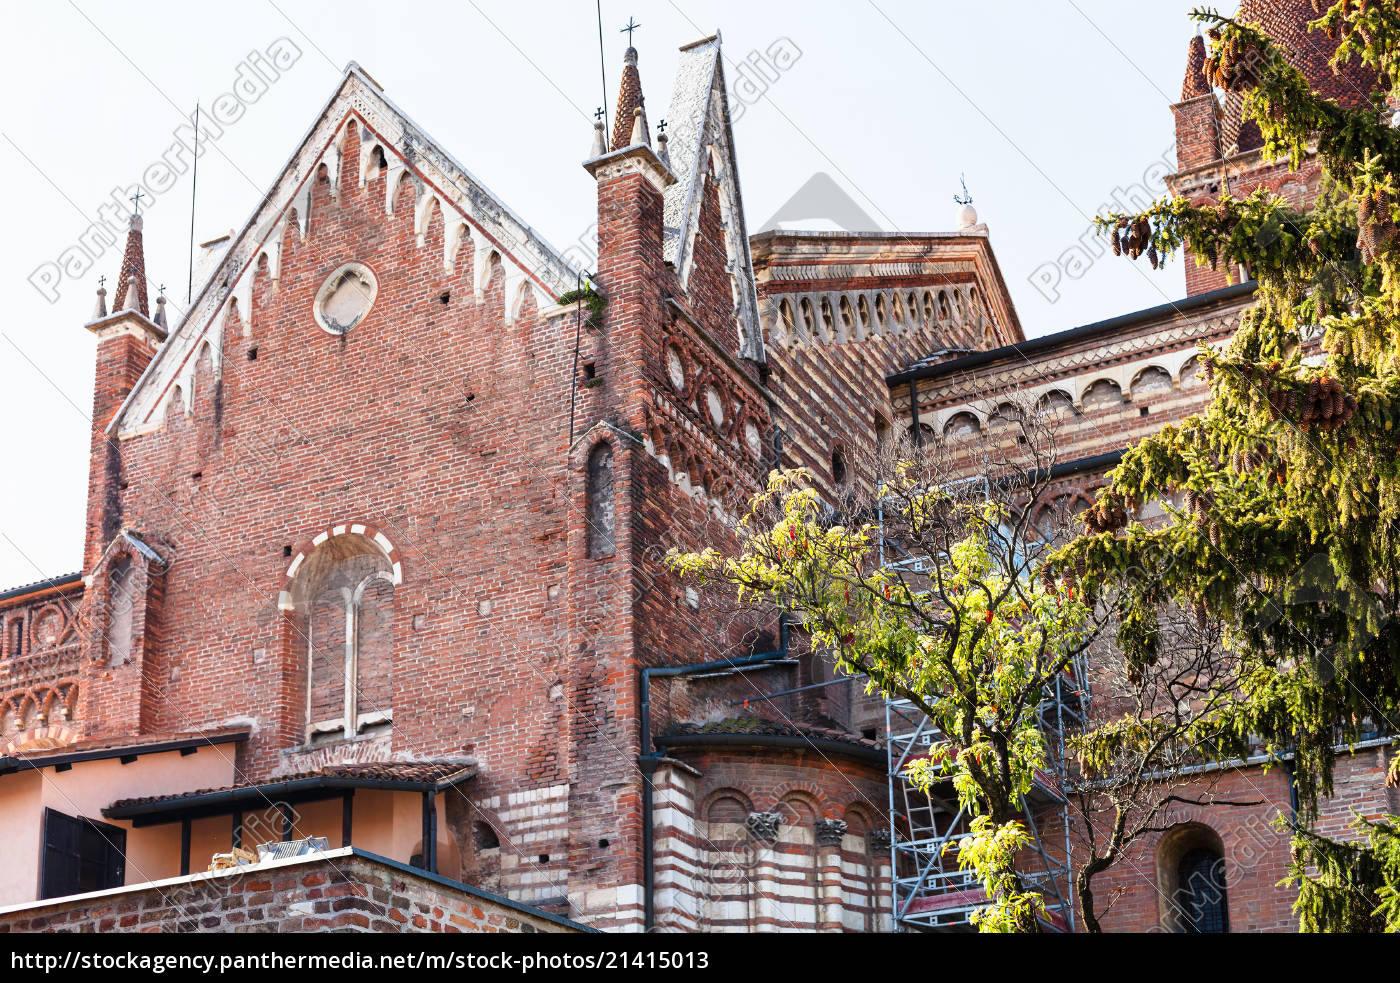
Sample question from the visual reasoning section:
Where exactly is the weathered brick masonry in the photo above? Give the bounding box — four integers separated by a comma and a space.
0, 849, 587, 933
2, 6, 1396, 934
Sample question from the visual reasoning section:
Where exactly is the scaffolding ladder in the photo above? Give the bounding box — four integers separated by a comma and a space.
885, 667, 1083, 932
874, 483, 1086, 931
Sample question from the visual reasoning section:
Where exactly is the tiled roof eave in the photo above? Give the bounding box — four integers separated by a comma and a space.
103, 761, 477, 824
0, 727, 250, 776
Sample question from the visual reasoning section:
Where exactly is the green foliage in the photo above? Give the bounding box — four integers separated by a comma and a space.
556, 282, 606, 329
1288, 815, 1400, 932
668, 466, 1092, 931
956, 817, 1046, 933
1058, 2, 1400, 931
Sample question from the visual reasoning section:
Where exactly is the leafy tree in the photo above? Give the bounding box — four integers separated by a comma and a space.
1068, 609, 1258, 932
668, 446, 1092, 932
670, 399, 1262, 932
1055, 1, 1400, 931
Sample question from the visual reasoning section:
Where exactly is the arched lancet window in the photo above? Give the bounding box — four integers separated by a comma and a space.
292, 534, 395, 743
106, 557, 136, 668
778, 299, 795, 345
366, 144, 388, 182
587, 443, 616, 559
799, 298, 817, 343
831, 446, 849, 489
1158, 824, 1230, 933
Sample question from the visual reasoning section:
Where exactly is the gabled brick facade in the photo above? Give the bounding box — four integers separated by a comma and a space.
3, 5, 1394, 934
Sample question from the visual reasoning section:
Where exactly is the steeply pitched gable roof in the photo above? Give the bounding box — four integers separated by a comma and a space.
661, 35, 763, 362
111, 63, 582, 437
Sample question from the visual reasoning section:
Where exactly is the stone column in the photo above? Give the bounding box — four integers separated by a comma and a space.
869, 828, 894, 931
745, 811, 782, 931
815, 819, 847, 932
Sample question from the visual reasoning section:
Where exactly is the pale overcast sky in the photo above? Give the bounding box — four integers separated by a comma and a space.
0, 0, 1223, 587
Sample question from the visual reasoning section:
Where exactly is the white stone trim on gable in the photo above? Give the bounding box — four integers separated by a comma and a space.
663, 35, 764, 363
110, 64, 579, 439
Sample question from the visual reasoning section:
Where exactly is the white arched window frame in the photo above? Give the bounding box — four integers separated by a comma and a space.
287, 531, 399, 744
307, 565, 396, 741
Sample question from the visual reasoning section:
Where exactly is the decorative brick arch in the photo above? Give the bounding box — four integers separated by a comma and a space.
1156, 821, 1230, 933
278, 520, 404, 612
1, 679, 80, 751
699, 787, 754, 824
775, 788, 823, 827
2, 724, 80, 756
764, 781, 827, 817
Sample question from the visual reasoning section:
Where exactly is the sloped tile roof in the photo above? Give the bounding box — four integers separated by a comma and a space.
664, 715, 882, 752
107, 759, 476, 810
0, 726, 249, 771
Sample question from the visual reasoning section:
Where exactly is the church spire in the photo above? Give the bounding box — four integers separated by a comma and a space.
1182, 34, 1210, 100
610, 45, 645, 152
113, 211, 150, 320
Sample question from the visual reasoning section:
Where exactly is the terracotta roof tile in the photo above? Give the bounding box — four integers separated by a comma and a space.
663, 716, 883, 753
3, 726, 249, 763
610, 47, 644, 152
107, 759, 476, 810
1222, 0, 1379, 154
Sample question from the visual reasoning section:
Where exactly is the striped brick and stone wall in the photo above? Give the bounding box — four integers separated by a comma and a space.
0, 848, 587, 934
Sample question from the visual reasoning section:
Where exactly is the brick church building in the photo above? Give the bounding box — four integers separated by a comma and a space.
0, 2, 1395, 933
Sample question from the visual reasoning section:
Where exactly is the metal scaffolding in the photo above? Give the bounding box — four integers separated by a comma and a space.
884, 670, 1084, 931
877, 491, 1087, 932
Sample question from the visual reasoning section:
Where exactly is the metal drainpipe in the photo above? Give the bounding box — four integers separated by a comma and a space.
639, 615, 789, 931
908, 380, 920, 446
1282, 758, 1300, 824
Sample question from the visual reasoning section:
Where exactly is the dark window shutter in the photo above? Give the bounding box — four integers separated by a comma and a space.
40, 808, 126, 900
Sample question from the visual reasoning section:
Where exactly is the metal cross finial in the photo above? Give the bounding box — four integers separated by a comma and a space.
953, 174, 974, 206
130, 189, 145, 216
658, 119, 667, 133
158, 283, 167, 297
98, 275, 106, 289
594, 106, 605, 122
621, 16, 640, 45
